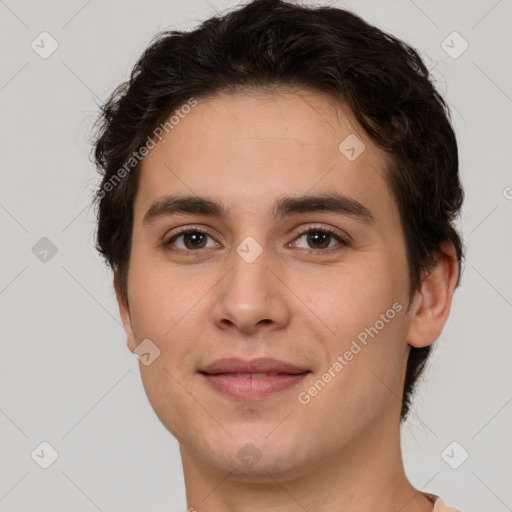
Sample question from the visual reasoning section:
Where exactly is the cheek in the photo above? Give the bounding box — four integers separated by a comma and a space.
127, 245, 199, 340
309, 254, 406, 340
126, 259, 202, 436
296, 300, 408, 446
304, 250, 410, 399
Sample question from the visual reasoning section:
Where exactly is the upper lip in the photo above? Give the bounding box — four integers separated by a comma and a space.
200, 357, 310, 375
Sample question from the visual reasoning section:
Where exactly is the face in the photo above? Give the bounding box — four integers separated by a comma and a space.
117, 88, 418, 481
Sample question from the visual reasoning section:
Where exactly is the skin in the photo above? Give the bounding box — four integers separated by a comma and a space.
115, 88, 459, 512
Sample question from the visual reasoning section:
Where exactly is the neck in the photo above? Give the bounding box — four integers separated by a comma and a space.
180, 413, 433, 512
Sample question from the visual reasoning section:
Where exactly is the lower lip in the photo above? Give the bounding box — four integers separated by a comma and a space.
201, 373, 310, 400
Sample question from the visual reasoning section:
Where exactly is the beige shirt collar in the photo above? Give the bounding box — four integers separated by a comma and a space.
423, 492, 462, 511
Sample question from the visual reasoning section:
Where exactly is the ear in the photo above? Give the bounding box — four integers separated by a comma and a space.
113, 272, 137, 353
406, 242, 459, 348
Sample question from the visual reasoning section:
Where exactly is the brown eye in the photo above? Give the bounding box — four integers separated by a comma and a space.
163, 229, 217, 252
180, 231, 208, 250
292, 227, 349, 252
306, 231, 332, 249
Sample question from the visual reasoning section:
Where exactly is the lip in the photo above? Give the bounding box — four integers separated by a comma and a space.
199, 357, 311, 400
200, 357, 310, 375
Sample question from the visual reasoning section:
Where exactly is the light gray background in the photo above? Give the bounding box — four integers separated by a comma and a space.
0, 0, 511, 511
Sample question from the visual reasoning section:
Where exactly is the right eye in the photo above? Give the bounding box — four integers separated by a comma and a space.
163, 227, 219, 253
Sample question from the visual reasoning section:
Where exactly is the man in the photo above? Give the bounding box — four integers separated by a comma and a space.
92, 0, 464, 510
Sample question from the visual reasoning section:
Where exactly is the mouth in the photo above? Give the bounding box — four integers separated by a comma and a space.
199, 357, 312, 400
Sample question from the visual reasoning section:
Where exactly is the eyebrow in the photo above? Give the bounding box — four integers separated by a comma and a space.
143, 192, 375, 226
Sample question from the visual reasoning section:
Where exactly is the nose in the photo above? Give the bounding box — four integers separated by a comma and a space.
210, 244, 292, 336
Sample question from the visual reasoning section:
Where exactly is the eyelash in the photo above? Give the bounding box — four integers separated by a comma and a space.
162, 224, 351, 256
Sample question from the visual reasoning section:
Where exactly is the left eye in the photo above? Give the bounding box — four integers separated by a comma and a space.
292, 228, 348, 251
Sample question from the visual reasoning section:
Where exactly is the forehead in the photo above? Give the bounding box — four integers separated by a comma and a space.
134, 88, 395, 224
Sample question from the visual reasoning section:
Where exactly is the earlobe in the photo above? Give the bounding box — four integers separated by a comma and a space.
406, 242, 459, 348
113, 273, 137, 353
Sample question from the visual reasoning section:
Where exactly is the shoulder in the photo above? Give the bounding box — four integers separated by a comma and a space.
425, 493, 463, 512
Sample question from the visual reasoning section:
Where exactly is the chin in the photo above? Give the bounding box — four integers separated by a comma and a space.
191, 430, 314, 482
